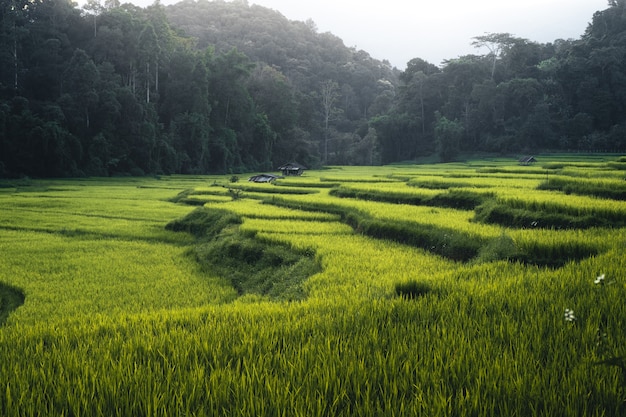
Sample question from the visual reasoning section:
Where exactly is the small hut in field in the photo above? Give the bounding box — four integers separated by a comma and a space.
277, 162, 306, 176
518, 156, 537, 166
248, 173, 281, 183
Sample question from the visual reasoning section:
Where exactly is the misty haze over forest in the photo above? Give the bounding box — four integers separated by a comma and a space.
1, 0, 626, 178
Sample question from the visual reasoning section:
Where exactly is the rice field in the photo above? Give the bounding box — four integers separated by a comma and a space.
0, 155, 625, 416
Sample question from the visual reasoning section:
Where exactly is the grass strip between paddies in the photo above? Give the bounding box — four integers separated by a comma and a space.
166, 207, 320, 301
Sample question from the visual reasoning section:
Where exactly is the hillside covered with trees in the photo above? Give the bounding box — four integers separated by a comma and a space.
1, 0, 625, 177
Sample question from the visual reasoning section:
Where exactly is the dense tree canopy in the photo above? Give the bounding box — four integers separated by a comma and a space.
0, 0, 624, 177
382, 1, 626, 162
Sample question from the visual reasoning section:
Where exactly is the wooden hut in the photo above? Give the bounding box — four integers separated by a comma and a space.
248, 173, 281, 183
277, 162, 306, 176
518, 156, 537, 166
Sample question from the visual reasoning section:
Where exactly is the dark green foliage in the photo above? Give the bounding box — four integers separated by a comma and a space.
515, 240, 599, 268
0, 0, 398, 178
0, 283, 25, 325
4, 0, 626, 177
408, 180, 481, 189
229, 185, 318, 195
427, 190, 490, 210
170, 186, 318, 207
166, 207, 319, 301
168, 189, 209, 206
435, 115, 463, 162
274, 181, 338, 189
473, 199, 617, 229
357, 217, 483, 262
330, 186, 489, 210
538, 177, 626, 200
165, 207, 242, 238
227, 188, 243, 200
267, 194, 603, 266
476, 167, 547, 175
394, 281, 432, 299
263, 196, 349, 218
377, 2, 626, 162
542, 163, 568, 170
475, 232, 523, 263
193, 233, 319, 301
329, 186, 431, 206
266, 197, 483, 262
606, 162, 626, 171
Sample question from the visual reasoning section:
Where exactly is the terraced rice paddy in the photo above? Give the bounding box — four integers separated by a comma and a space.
0, 155, 625, 416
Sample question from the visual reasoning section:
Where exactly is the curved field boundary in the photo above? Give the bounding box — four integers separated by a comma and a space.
0, 283, 25, 325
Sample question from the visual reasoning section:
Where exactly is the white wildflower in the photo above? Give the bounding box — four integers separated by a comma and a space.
564, 308, 576, 322
594, 274, 605, 285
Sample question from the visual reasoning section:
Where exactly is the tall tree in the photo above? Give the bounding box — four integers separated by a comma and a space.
62, 49, 99, 131
320, 79, 339, 164
471, 32, 517, 80
0, 0, 30, 95
83, 0, 103, 38
138, 22, 159, 103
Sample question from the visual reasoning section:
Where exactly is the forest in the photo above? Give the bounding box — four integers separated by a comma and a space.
1, 0, 626, 177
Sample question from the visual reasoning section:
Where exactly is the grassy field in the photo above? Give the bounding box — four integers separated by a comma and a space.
0, 155, 625, 416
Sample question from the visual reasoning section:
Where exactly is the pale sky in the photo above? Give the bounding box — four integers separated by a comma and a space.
78, 0, 610, 68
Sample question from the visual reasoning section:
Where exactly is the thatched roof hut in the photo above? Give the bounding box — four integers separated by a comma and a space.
277, 162, 306, 176
518, 156, 537, 166
248, 173, 281, 183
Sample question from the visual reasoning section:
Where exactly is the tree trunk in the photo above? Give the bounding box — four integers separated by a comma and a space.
12, 20, 18, 92
320, 80, 338, 164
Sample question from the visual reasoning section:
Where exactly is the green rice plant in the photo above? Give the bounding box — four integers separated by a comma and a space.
538, 176, 626, 200
319, 176, 400, 183
181, 194, 234, 204
427, 189, 492, 209
409, 174, 545, 193
476, 166, 549, 175
0, 229, 237, 325
474, 189, 626, 229
607, 161, 626, 170
474, 231, 524, 263
165, 207, 324, 301
230, 183, 319, 195
165, 207, 242, 238
354, 214, 484, 262
407, 178, 482, 189
211, 199, 341, 222
473, 198, 615, 229
558, 166, 626, 179
0, 200, 196, 245
507, 227, 617, 268
240, 218, 353, 235
170, 184, 317, 207
331, 183, 489, 210
2, 255, 623, 416
590, 268, 626, 383
330, 184, 436, 205
263, 189, 500, 238
274, 178, 339, 188
1, 161, 626, 416
263, 195, 489, 261
196, 235, 319, 301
